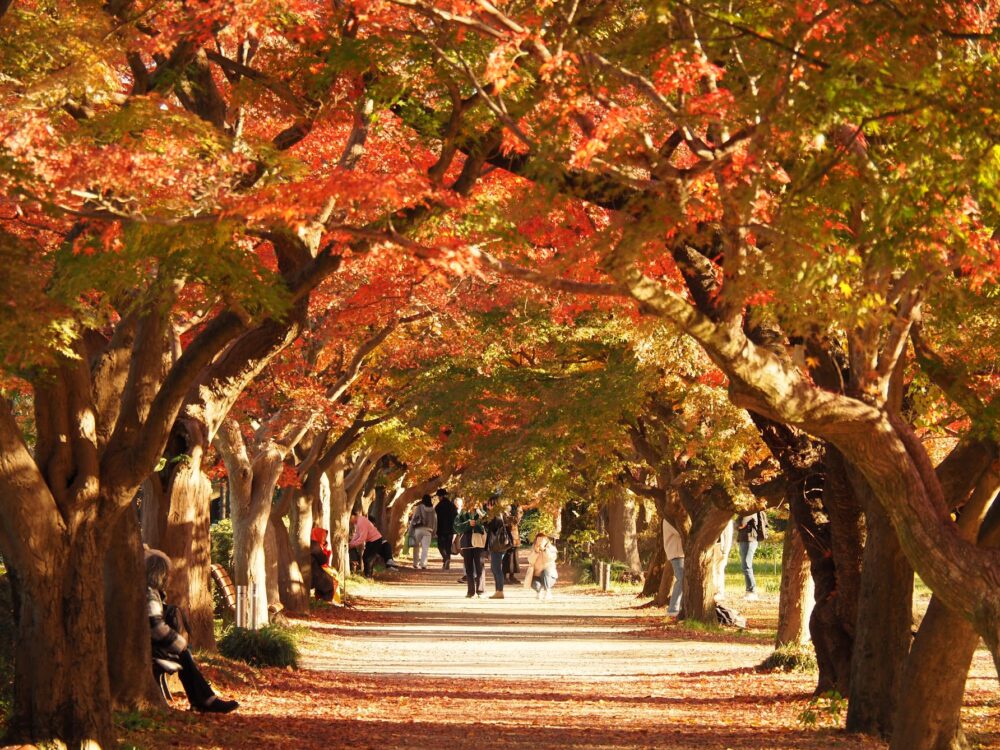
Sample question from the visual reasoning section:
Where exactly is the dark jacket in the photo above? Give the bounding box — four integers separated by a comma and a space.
435, 497, 458, 536
486, 512, 512, 553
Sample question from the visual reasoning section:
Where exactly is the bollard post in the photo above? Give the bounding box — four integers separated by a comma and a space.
235, 585, 246, 629
249, 582, 259, 630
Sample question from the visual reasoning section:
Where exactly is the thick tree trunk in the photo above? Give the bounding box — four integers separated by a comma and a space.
846, 497, 914, 737
160, 443, 216, 649
264, 519, 282, 617
273, 490, 308, 613
139, 474, 170, 548
775, 513, 813, 646
290, 480, 315, 595
607, 487, 642, 574
891, 597, 978, 750
11, 532, 114, 749
641, 542, 666, 598
328, 461, 351, 574
105, 509, 162, 710
231, 505, 270, 628
681, 507, 732, 623
656, 557, 673, 606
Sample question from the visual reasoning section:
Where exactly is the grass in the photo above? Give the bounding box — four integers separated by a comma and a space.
760, 642, 819, 673
218, 623, 302, 669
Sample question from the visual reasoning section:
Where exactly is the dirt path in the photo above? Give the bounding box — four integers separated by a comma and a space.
123, 551, 998, 750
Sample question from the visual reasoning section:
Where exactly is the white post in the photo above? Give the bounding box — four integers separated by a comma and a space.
235, 585, 246, 628
249, 582, 259, 630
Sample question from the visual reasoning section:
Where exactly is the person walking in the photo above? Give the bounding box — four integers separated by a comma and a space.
349, 510, 400, 577
485, 494, 512, 599
526, 533, 558, 600
737, 510, 768, 601
434, 488, 458, 570
662, 517, 685, 617
454, 500, 487, 598
408, 494, 437, 569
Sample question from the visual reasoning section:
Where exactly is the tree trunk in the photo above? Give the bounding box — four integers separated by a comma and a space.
328, 460, 351, 574
10, 531, 115, 749
290, 480, 315, 593
273, 490, 308, 613
775, 513, 813, 646
607, 486, 642, 573
264, 519, 282, 617
314, 470, 331, 537
231, 504, 270, 628
656, 557, 673, 607
846, 496, 914, 737
160, 441, 216, 649
681, 507, 732, 623
105, 508, 162, 710
140, 474, 170, 548
890, 597, 978, 750
642, 542, 666, 598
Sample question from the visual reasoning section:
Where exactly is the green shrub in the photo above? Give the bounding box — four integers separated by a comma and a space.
218, 624, 300, 669
210, 519, 234, 571
519, 509, 555, 545
760, 642, 819, 673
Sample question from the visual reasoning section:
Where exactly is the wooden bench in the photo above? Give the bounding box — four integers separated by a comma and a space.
210, 563, 237, 617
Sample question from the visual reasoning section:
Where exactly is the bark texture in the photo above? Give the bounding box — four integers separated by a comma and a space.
607, 486, 643, 574
775, 513, 812, 646
105, 510, 162, 710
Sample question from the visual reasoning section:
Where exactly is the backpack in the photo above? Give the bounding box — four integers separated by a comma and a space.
716, 604, 747, 629
413, 506, 432, 529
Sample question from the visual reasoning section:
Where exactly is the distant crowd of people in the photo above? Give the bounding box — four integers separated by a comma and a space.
309, 488, 771, 614
309, 488, 558, 602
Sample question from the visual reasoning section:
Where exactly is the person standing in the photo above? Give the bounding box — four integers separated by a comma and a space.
408, 494, 437, 569
527, 533, 558, 600
503, 503, 524, 584
434, 488, 458, 570
737, 510, 767, 601
485, 494, 512, 599
454, 500, 487, 598
662, 518, 685, 617
349, 510, 399, 577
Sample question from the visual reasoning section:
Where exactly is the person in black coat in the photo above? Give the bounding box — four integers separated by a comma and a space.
145, 550, 238, 713
434, 488, 458, 569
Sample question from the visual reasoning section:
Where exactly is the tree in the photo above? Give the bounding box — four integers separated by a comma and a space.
367, 1, 1000, 744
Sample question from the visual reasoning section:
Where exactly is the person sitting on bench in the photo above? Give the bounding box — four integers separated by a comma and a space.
145, 550, 239, 713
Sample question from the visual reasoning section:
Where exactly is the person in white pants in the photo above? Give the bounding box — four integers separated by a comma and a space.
408, 495, 437, 569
